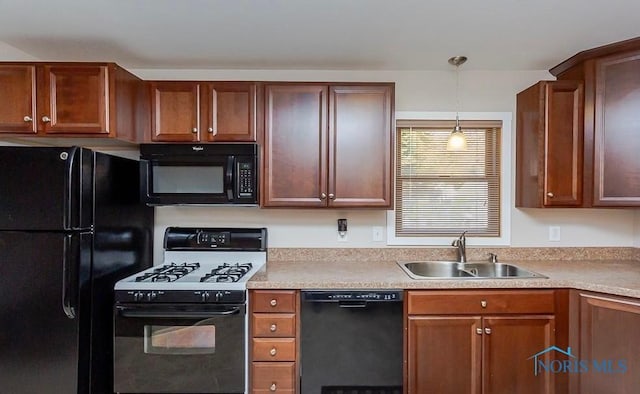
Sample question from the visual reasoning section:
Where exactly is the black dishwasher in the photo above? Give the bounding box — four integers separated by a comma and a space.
300, 290, 403, 394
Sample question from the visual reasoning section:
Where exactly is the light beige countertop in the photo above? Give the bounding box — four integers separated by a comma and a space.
248, 259, 640, 299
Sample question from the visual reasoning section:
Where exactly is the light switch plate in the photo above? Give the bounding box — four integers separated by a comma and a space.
549, 226, 561, 242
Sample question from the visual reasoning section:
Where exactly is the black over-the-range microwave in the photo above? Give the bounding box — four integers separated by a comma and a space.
139, 143, 258, 205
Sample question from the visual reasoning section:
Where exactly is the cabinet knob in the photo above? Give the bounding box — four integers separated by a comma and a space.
208, 127, 214, 133
269, 347, 277, 356
484, 327, 492, 335
270, 383, 277, 392
23, 115, 33, 123
320, 193, 327, 200
269, 299, 277, 307
480, 300, 487, 308
270, 324, 277, 332
547, 192, 554, 198
41, 116, 51, 123
191, 127, 198, 133
328, 193, 335, 200
476, 328, 483, 335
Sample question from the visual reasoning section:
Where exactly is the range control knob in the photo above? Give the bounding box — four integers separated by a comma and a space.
201, 292, 210, 302
215, 291, 224, 302
147, 291, 157, 301
133, 291, 144, 301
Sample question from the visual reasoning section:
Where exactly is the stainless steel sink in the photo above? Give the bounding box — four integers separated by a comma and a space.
397, 261, 546, 279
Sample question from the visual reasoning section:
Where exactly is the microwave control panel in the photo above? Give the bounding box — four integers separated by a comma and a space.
237, 161, 254, 197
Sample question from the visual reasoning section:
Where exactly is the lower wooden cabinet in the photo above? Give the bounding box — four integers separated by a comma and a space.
250, 290, 299, 394
577, 292, 640, 393
406, 290, 566, 394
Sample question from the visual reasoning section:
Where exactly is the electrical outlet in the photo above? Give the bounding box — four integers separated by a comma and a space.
337, 233, 349, 242
549, 226, 561, 242
372, 226, 384, 242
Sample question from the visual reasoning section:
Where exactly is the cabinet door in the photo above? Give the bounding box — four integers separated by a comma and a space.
579, 293, 640, 393
328, 85, 393, 207
39, 65, 109, 134
516, 81, 583, 207
482, 316, 555, 394
407, 316, 482, 394
150, 82, 200, 141
203, 82, 256, 142
263, 84, 328, 207
593, 51, 640, 206
543, 81, 584, 206
0, 65, 37, 133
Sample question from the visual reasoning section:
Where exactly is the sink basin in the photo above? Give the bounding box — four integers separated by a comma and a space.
397, 261, 546, 279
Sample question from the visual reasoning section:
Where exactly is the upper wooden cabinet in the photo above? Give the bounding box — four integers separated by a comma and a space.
149, 81, 257, 142
0, 63, 144, 141
263, 83, 394, 208
522, 37, 640, 207
516, 80, 584, 207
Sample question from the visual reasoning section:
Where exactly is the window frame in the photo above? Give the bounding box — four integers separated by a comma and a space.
387, 111, 512, 246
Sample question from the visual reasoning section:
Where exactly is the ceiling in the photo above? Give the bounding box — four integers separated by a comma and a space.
1, 0, 639, 71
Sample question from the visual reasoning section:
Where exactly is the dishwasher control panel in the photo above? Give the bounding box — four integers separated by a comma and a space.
302, 290, 403, 302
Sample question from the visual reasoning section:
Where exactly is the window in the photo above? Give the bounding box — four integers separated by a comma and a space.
388, 112, 511, 246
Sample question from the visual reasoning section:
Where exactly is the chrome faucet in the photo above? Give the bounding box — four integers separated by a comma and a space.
451, 231, 467, 263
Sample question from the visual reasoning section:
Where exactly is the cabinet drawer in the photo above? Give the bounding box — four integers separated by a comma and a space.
407, 290, 556, 315
252, 313, 296, 337
252, 290, 297, 313
252, 338, 296, 361
252, 362, 296, 392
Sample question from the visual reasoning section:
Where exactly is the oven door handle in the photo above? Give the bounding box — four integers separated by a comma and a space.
116, 305, 243, 319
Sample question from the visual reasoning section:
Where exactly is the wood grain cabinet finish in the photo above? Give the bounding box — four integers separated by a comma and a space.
406, 290, 563, 394
578, 292, 640, 393
516, 80, 584, 207
150, 81, 257, 142
592, 50, 640, 206
0, 63, 142, 140
548, 38, 640, 207
263, 83, 394, 208
249, 290, 299, 394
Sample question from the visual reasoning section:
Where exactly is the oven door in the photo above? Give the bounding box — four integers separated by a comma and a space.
114, 303, 246, 394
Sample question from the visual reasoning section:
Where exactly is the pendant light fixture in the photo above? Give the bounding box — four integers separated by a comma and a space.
447, 55, 468, 151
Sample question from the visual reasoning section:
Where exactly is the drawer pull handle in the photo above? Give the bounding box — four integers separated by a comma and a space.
270, 299, 277, 307
480, 300, 487, 308
485, 327, 492, 335
476, 327, 483, 335
270, 383, 277, 391
547, 192, 555, 198
24, 115, 33, 122
269, 347, 277, 356
270, 324, 277, 332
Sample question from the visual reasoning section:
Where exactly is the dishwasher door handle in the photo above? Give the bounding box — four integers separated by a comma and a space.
338, 301, 368, 308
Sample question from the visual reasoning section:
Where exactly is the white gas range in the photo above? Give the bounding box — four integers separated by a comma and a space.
113, 227, 267, 394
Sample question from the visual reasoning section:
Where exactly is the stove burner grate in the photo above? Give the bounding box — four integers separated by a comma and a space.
134, 262, 200, 282
199, 263, 253, 283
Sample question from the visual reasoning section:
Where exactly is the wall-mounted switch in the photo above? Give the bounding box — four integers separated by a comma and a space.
549, 226, 561, 242
372, 226, 384, 242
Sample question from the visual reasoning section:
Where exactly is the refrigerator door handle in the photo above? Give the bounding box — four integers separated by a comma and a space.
62, 234, 78, 319
63, 147, 79, 230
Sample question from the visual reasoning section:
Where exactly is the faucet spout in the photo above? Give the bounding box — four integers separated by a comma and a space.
451, 231, 467, 263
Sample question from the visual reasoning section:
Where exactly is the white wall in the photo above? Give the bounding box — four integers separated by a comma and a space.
128, 68, 640, 256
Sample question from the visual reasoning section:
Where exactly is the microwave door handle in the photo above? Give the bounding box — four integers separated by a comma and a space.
225, 155, 235, 200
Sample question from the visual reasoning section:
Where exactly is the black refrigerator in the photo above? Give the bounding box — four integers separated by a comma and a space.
0, 146, 154, 394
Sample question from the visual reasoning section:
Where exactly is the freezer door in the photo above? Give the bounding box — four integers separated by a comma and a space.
0, 231, 92, 394
0, 146, 93, 230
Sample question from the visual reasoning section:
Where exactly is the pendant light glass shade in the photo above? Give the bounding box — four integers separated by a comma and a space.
447, 56, 468, 151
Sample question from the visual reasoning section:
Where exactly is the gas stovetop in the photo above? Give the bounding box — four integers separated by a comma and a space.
114, 227, 267, 301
